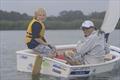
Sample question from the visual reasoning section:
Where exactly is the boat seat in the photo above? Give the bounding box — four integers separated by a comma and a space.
23, 49, 41, 55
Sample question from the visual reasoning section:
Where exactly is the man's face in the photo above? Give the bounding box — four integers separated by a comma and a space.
82, 27, 94, 37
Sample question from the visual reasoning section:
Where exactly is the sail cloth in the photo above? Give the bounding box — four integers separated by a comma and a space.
101, 0, 120, 33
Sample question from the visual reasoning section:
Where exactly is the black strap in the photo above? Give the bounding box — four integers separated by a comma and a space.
105, 33, 109, 42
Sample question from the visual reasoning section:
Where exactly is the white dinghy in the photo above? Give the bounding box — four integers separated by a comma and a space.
16, 44, 120, 77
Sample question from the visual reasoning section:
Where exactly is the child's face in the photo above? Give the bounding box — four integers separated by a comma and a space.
36, 13, 46, 21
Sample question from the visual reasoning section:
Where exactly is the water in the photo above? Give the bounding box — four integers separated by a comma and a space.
0, 30, 120, 80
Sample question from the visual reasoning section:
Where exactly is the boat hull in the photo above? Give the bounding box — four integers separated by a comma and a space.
16, 44, 120, 77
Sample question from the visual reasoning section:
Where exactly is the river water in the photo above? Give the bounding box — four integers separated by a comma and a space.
0, 30, 120, 80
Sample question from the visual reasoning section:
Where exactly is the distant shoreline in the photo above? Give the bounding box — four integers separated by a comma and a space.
0, 10, 120, 30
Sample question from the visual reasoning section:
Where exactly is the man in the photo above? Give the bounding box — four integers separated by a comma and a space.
65, 20, 110, 65
25, 8, 56, 58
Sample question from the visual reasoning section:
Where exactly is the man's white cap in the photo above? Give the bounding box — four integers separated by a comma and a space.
81, 20, 94, 28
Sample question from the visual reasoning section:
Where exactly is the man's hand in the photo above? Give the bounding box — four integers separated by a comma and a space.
64, 50, 75, 58
104, 53, 113, 61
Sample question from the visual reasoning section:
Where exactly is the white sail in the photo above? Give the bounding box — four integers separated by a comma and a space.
101, 0, 120, 33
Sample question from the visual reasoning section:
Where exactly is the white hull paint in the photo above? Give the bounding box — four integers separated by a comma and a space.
16, 44, 120, 77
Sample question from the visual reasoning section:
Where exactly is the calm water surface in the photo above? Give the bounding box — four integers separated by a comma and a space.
0, 30, 120, 80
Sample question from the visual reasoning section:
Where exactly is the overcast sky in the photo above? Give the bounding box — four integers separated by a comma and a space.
1, 0, 110, 16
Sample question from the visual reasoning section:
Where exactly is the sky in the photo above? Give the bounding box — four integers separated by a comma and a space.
0, 0, 110, 16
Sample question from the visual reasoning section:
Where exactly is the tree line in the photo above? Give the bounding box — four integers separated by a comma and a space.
0, 10, 119, 30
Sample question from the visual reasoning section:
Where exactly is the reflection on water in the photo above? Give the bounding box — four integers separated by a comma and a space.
31, 70, 117, 80
32, 74, 60, 80
32, 74, 40, 80
31, 68, 120, 80
0, 30, 120, 80
31, 74, 89, 80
